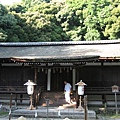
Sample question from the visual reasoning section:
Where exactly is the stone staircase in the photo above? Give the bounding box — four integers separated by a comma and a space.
39, 91, 76, 107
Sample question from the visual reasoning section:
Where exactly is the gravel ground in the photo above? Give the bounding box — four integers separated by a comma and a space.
0, 115, 120, 120
1, 115, 119, 120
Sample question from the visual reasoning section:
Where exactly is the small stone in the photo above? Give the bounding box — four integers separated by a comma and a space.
64, 118, 70, 120
16, 116, 26, 120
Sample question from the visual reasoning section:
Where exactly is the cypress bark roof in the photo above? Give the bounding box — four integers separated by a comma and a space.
0, 40, 120, 63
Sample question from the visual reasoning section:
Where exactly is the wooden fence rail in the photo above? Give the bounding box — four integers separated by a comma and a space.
0, 86, 44, 107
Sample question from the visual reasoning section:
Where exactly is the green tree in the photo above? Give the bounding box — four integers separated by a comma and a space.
83, 0, 111, 40
56, 1, 85, 41
103, 0, 120, 39
20, 2, 69, 41
0, 0, 119, 42
9, 4, 26, 13
0, 31, 7, 42
0, 4, 8, 16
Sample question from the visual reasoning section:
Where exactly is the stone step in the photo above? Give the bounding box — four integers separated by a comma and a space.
39, 91, 75, 107
11, 107, 96, 119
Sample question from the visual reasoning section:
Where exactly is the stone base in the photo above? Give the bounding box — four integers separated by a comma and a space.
11, 107, 96, 119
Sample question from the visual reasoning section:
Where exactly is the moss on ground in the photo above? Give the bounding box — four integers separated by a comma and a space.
0, 111, 8, 116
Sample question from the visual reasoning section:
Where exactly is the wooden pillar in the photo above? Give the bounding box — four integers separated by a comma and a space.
21, 63, 24, 85
101, 61, 104, 86
34, 68, 37, 107
76, 67, 79, 82
34, 68, 37, 84
20, 63, 24, 104
84, 95, 88, 120
72, 68, 76, 91
47, 69, 51, 91
0, 63, 2, 85
75, 67, 80, 108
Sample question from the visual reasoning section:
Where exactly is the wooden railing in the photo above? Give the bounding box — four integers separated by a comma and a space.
0, 86, 44, 107
85, 87, 119, 95
0, 86, 44, 93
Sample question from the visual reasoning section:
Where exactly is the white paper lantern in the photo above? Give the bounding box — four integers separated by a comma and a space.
78, 86, 84, 95
27, 85, 34, 95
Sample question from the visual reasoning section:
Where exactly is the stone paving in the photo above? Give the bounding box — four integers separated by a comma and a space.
0, 103, 96, 120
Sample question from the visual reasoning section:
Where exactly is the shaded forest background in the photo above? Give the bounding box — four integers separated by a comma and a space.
0, 0, 120, 42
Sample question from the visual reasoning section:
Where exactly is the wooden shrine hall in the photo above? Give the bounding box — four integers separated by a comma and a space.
0, 40, 120, 107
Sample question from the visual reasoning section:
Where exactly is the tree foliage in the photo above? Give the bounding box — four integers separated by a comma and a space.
0, 0, 119, 42
103, 0, 120, 39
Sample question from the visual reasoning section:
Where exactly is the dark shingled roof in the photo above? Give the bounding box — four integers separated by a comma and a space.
0, 40, 120, 63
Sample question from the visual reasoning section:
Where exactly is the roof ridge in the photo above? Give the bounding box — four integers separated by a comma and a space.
0, 40, 120, 46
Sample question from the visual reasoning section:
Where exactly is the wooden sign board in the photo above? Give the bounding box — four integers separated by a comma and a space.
112, 85, 119, 92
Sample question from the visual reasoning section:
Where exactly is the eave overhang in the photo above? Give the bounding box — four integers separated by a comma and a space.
9, 55, 100, 63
